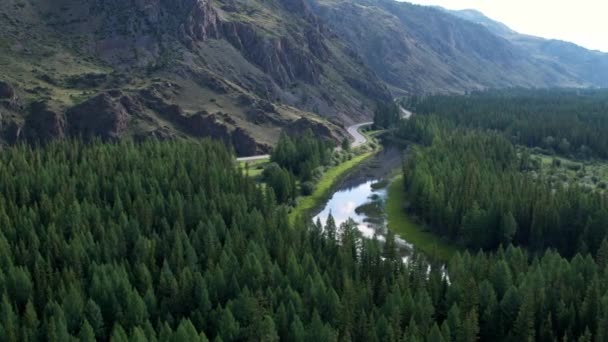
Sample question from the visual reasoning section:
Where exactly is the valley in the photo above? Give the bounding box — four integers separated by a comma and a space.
2, 0, 608, 153
2, 0, 608, 341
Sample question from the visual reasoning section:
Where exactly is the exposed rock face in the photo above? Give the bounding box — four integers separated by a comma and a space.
232, 127, 271, 156
346, 76, 392, 103
246, 100, 286, 125
285, 117, 344, 143
0, 81, 15, 100
7, 0, 608, 152
280, 0, 314, 19
66, 93, 130, 140
189, 70, 231, 94
177, 0, 222, 45
185, 113, 231, 140
0, 0, 399, 149
306, 28, 330, 61
65, 73, 108, 88
222, 22, 321, 86
136, 89, 269, 155
134, 127, 176, 141
137, 89, 186, 123
4, 122, 22, 145
23, 102, 65, 143
184, 114, 269, 155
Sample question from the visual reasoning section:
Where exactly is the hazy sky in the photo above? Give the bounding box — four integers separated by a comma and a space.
406, 0, 608, 52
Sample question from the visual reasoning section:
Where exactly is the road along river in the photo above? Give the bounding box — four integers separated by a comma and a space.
237, 121, 373, 161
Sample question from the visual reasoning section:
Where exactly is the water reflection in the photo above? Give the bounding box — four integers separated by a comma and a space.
313, 178, 413, 257
314, 180, 383, 238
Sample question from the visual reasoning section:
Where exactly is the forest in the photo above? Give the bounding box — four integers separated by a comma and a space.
2, 89, 608, 341
404, 89, 608, 158
0, 139, 607, 341
373, 102, 401, 130
264, 131, 334, 203
402, 127, 608, 255
392, 90, 608, 340
399, 90, 608, 254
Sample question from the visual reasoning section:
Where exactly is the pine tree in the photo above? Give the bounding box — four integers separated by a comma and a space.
596, 238, 608, 271
63, 285, 84, 334
217, 307, 239, 341
289, 315, 306, 342
458, 309, 479, 342
0, 294, 18, 342
428, 323, 446, 342
130, 327, 148, 342
173, 319, 202, 342
511, 294, 535, 342
79, 320, 96, 342
83, 299, 105, 339
22, 300, 39, 342
499, 212, 517, 246
110, 324, 129, 342
325, 213, 337, 246
258, 315, 279, 342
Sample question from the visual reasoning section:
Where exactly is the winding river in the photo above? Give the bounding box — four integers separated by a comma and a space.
313, 146, 415, 258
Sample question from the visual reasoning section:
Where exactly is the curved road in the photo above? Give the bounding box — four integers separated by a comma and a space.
347, 121, 374, 148
237, 121, 373, 162
237, 106, 413, 162
400, 107, 413, 119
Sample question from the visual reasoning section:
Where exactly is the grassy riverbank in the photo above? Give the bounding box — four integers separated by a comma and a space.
238, 158, 269, 179
387, 175, 457, 261
289, 151, 374, 222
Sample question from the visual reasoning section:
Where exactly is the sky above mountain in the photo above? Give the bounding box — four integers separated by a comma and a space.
407, 0, 608, 52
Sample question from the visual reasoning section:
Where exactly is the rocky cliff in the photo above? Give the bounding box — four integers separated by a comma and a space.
312, 0, 604, 94
1, 0, 607, 151
0, 0, 387, 153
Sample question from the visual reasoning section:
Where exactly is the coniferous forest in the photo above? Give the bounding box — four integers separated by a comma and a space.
394, 90, 608, 340
1, 90, 608, 341
404, 89, 608, 158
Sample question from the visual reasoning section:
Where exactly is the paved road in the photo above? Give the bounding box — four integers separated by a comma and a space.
347, 121, 374, 148
237, 121, 374, 161
237, 106, 414, 161
236, 154, 271, 162
400, 107, 413, 119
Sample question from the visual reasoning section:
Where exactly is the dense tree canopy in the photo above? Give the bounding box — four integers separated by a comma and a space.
373, 102, 401, 130
406, 89, 608, 158
271, 130, 333, 182
0, 139, 606, 341
402, 128, 608, 255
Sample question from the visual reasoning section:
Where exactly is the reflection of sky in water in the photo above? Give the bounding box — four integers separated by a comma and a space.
313, 179, 414, 256
311, 146, 444, 272
314, 180, 384, 239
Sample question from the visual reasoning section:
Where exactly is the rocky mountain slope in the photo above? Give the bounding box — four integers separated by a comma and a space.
447, 8, 608, 88
0, 0, 388, 153
1, 0, 607, 151
312, 0, 607, 94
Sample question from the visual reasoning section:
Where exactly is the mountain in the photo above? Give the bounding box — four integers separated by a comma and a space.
1, 0, 608, 150
445, 7, 608, 87
0, 0, 389, 153
312, 0, 608, 95
443, 9, 516, 37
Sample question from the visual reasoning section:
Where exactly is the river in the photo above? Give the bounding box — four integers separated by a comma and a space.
313, 146, 415, 258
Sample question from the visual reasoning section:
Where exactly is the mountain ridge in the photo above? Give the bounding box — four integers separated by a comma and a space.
443, 6, 608, 87
1, 0, 608, 150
